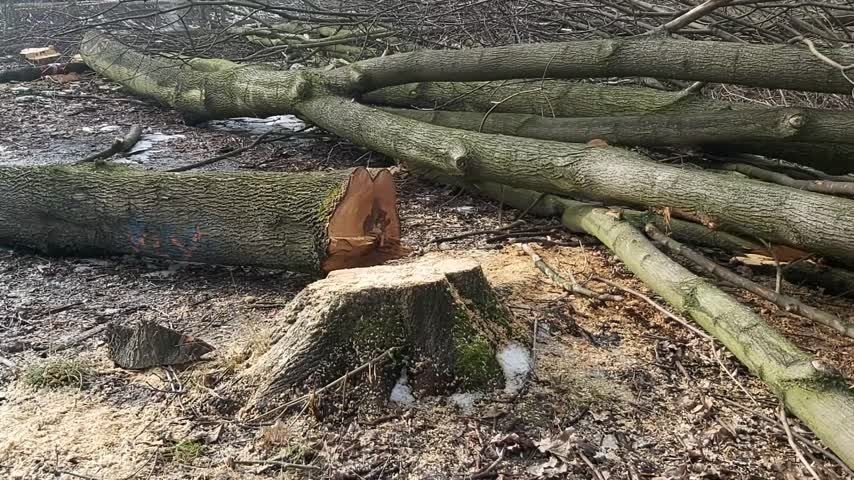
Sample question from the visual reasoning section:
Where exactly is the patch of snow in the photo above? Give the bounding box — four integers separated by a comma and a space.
450, 392, 482, 412
389, 370, 415, 406
497, 343, 532, 394
205, 115, 307, 136
98, 125, 121, 133
127, 132, 186, 163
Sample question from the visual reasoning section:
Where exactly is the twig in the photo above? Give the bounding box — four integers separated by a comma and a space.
431, 220, 524, 244
710, 342, 758, 404
590, 275, 712, 340
715, 395, 853, 476
231, 459, 321, 471
654, 0, 735, 33
36, 91, 149, 105
577, 450, 606, 480
521, 243, 623, 302
0, 356, 15, 368
54, 470, 101, 480
166, 131, 273, 172
779, 404, 823, 480
470, 449, 504, 479
646, 224, 854, 338
77, 124, 143, 164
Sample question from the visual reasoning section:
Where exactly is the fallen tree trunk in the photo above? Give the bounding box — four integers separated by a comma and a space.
80, 34, 854, 263
646, 224, 854, 338
429, 175, 854, 468
236, 254, 516, 412
366, 81, 854, 174
386, 107, 854, 146
299, 95, 854, 263
0, 165, 407, 274
326, 37, 854, 94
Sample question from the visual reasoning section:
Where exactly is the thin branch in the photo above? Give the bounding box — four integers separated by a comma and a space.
779, 404, 823, 480
521, 243, 623, 302
646, 224, 854, 339
590, 275, 713, 340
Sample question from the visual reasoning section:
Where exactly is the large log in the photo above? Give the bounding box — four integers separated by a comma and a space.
365, 81, 854, 174
0, 165, 407, 274
80, 34, 854, 263
236, 254, 517, 411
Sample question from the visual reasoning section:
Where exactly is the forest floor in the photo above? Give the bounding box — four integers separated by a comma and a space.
0, 64, 853, 480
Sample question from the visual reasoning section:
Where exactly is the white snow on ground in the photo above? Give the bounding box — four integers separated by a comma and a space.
498, 342, 532, 394
449, 392, 483, 412
389, 370, 415, 406
205, 115, 306, 136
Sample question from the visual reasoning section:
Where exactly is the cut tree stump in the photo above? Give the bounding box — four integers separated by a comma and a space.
0, 165, 408, 274
105, 320, 214, 369
237, 253, 516, 411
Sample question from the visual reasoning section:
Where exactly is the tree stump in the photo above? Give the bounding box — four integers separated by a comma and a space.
238, 254, 516, 411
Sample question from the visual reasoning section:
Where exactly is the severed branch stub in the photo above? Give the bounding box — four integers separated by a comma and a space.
520, 243, 622, 302
645, 224, 854, 339
105, 320, 214, 369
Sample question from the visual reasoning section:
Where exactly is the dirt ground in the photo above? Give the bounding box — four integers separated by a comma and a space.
1, 63, 853, 480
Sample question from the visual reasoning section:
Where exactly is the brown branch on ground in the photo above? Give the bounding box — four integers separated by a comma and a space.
645, 224, 854, 338
166, 127, 312, 172
521, 243, 623, 302
77, 124, 142, 164
779, 404, 823, 480
722, 163, 854, 197
589, 275, 713, 340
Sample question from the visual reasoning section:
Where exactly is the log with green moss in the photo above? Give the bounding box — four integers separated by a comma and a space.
424, 175, 854, 468
80, 32, 854, 266
366, 80, 854, 174
0, 164, 407, 274
236, 254, 516, 412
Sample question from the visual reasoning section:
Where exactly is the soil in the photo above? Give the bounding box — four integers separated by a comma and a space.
1, 61, 853, 480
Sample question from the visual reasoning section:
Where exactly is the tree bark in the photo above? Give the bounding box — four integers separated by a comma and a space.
386, 107, 854, 146
79, 34, 854, 263
646, 224, 854, 338
326, 37, 854, 94
0, 165, 407, 274
298, 95, 854, 263
365, 80, 854, 174
236, 254, 515, 411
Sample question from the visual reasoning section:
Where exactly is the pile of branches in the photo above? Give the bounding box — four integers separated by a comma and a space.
2, 0, 854, 472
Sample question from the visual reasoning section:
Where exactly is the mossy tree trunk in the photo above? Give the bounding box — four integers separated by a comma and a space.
365, 80, 854, 174
0, 164, 406, 274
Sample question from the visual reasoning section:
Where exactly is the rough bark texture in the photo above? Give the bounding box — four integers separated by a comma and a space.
298, 95, 854, 263
646, 224, 854, 338
105, 321, 214, 369
328, 38, 854, 94
239, 254, 515, 410
79, 35, 854, 260
386, 107, 854, 147
558, 201, 854, 469
0, 164, 404, 274
366, 81, 854, 174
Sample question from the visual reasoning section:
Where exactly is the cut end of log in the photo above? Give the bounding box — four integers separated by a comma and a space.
322, 167, 410, 272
